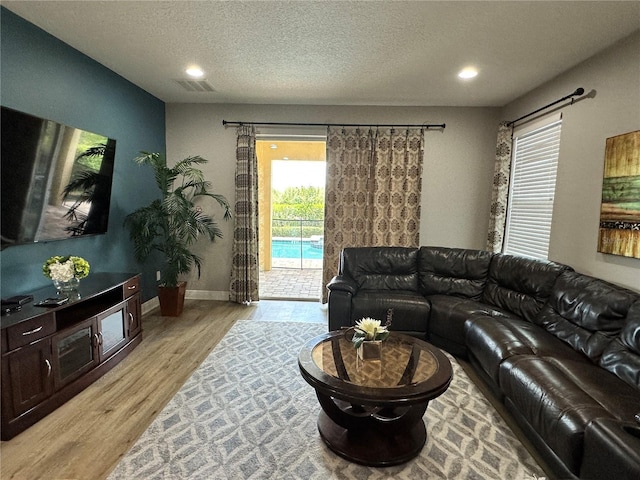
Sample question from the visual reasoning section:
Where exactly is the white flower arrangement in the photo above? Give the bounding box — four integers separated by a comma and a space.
352, 317, 390, 349
43, 256, 90, 282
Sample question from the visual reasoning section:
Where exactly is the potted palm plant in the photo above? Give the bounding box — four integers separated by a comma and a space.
124, 152, 231, 316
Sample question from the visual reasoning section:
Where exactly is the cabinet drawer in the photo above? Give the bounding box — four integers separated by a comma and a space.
123, 276, 140, 299
7, 314, 56, 351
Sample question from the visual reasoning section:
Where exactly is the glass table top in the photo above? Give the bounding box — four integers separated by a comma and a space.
310, 334, 439, 389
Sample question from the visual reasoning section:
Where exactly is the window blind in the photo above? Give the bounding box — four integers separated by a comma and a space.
503, 119, 562, 259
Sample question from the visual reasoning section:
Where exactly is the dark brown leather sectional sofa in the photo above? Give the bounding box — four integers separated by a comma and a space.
327, 246, 640, 479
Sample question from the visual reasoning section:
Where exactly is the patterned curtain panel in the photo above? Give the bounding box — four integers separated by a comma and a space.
486, 122, 513, 252
371, 128, 424, 246
229, 125, 260, 304
322, 127, 424, 302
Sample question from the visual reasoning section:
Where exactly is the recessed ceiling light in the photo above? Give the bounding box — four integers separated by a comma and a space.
270, 144, 278, 149
186, 67, 204, 78
458, 67, 478, 79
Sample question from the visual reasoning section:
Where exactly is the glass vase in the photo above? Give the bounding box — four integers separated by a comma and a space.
357, 340, 383, 361
53, 277, 80, 294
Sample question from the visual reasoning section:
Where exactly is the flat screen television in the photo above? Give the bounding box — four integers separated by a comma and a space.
1, 106, 116, 249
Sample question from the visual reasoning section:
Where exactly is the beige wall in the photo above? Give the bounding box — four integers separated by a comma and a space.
500, 30, 640, 291
166, 104, 500, 295
166, 31, 640, 297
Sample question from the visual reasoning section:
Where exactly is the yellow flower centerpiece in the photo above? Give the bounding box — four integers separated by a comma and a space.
43, 255, 90, 293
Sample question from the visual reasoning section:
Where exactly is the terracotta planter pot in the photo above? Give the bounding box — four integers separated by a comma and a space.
158, 281, 187, 316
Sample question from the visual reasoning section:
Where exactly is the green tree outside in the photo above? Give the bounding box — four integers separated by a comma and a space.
272, 186, 324, 237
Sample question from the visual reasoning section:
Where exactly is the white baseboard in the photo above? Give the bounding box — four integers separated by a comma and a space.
185, 289, 229, 301
141, 297, 160, 316
141, 290, 229, 317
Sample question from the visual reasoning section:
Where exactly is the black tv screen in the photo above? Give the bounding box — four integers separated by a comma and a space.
1, 106, 116, 249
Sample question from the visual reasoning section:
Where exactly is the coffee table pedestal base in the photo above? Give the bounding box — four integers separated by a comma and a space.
317, 410, 427, 467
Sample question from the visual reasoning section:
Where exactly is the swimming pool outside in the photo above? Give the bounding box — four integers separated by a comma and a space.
272, 238, 323, 259
271, 238, 323, 269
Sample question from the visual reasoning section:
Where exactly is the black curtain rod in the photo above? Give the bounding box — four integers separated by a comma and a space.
222, 120, 446, 129
507, 87, 585, 127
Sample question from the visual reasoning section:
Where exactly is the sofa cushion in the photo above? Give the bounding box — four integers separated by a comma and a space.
533, 271, 639, 362
418, 246, 493, 300
499, 355, 640, 474
482, 254, 570, 322
599, 300, 640, 391
351, 290, 430, 338
465, 315, 586, 385
341, 247, 419, 291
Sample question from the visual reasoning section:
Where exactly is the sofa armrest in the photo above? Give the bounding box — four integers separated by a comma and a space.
328, 288, 353, 331
327, 275, 358, 295
327, 275, 359, 331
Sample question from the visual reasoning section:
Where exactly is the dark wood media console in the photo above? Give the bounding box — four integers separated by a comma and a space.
1, 273, 142, 440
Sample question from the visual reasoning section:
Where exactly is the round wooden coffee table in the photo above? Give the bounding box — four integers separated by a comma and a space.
298, 330, 452, 467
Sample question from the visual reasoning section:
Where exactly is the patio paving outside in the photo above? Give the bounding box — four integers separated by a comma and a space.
259, 259, 323, 300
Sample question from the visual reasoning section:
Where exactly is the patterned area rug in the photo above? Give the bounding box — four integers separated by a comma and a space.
108, 321, 545, 480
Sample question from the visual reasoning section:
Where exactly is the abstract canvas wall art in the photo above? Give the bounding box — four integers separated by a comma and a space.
598, 130, 640, 259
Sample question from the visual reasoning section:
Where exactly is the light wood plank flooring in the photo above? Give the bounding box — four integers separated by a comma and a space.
0, 299, 327, 480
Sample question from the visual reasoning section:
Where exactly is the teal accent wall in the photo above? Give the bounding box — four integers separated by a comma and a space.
1, 8, 166, 301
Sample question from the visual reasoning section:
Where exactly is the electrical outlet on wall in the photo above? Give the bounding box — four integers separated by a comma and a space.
156, 271, 161, 281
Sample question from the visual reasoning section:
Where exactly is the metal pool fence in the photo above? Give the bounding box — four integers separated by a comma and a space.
272, 218, 323, 269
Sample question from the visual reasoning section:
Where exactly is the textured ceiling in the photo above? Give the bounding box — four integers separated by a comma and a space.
3, 1, 640, 106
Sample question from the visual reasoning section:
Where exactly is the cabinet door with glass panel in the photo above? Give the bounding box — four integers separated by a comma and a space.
51, 300, 131, 389
96, 302, 130, 362
52, 318, 99, 390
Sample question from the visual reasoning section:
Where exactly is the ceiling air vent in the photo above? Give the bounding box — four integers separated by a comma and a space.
174, 79, 216, 92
